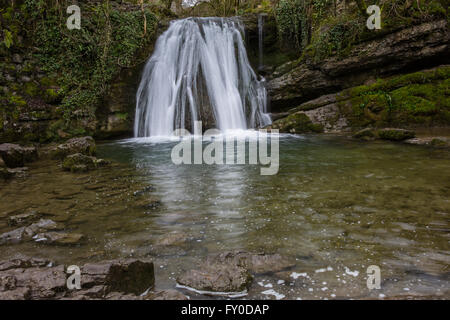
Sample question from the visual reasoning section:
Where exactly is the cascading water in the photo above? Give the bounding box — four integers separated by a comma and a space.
134, 17, 271, 138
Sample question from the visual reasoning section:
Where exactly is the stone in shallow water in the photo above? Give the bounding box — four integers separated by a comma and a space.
144, 289, 188, 300
7, 210, 41, 227
0, 258, 155, 299
81, 259, 155, 295
0, 219, 63, 245
0, 227, 26, 245
404, 137, 450, 148
156, 231, 188, 246
353, 128, 376, 140
62, 153, 109, 173
177, 251, 295, 295
177, 263, 252, 294
34, 232, 84, 246
378, 128, 415, 141
207, 251, 296, 274
0, 143, 37, 168
48, 136, 96, 160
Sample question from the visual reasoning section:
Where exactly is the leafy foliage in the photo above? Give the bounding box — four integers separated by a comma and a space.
25, 1, 157, 121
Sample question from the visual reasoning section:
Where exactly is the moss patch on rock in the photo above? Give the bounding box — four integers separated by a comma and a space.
338, 66, 450, 129
269, 112, 324, 133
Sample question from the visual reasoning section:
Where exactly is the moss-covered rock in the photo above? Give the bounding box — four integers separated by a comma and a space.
62, 153, 109, 173
378, 128, 416, 141
339, 66, 450, 129
353, 128, 377, 141
269, 112, 323, 133
49, 136, 96, 160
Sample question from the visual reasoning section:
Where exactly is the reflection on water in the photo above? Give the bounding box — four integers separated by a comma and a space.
0, 134, 449, 299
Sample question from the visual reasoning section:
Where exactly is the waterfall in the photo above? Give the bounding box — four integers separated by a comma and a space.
134, 17, 271, 138
258, 14, 264, 71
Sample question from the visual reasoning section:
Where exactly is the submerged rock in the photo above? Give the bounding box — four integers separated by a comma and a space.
34, 232, 84, 246
353, 128, 377, 141
177, 262, 252, 294
62, 153, 109, 173
404, 137, 450, 148
378, 128, 415, 141
177, 251, 295, 295
7, 210, 41, 227
0, 219, 64, 245
156, 231, 188, 246
207, 251, 295, 274
0, 143, 37, 168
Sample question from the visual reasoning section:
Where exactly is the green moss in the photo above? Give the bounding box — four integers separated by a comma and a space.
339, 66, 450, 129
8, 95, 27, 108
42, 88, 63, 104
23, 82, 38, 97
378, 128, 415, 141
270, 112, 324, 133
115, 112, 129, 121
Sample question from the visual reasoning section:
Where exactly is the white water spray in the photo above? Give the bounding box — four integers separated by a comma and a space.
134, 17, 271, 137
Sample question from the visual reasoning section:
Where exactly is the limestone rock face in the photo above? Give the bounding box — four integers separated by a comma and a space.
267, 20, 450, 111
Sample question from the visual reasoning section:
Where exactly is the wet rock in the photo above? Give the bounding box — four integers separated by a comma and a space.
0, 257, 52, 271
62, 153, 96, 172
0, 219, 62, 245
0, 258, 154, 300
0, 168, 13, 180
0, 157, 5, 168
81, 259, 155, 295
404, 137, 450, 148
177, 251, 294, 295
4, 167, 29, 179
177, 263, 252, 294
208, 251, 295, 274
104, 292, 142, 300
268, 112, 323, 134
353, 128, 377, 141
144, 289, 188, 300
135, 197, 162, 211
0, 143, 37, 168
50, 136, 96, 160
0, 227, 26, 245
268, 20, 449, 110
378, 128, 415, 141
62, 153, 109, 172
8, 210, 41, 227
34, 232, 84, 246
156, 231, 188, 246
25, 219, 62, 235
68, 285, 105, 300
